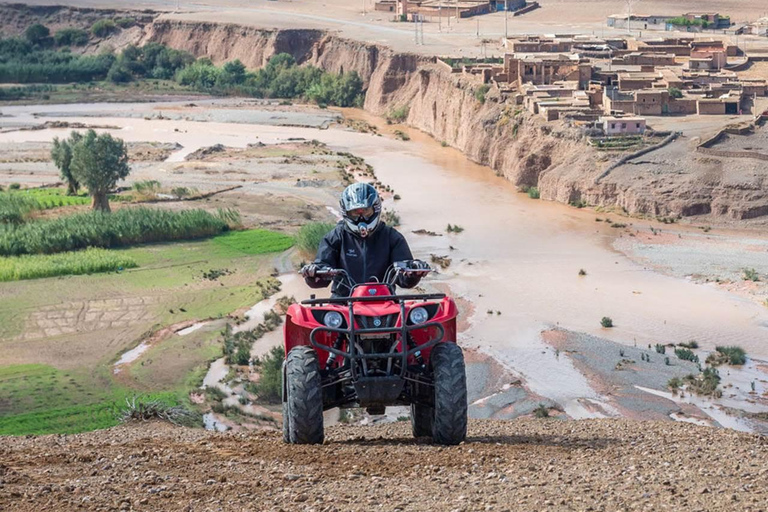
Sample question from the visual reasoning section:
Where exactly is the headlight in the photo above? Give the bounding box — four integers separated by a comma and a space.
324, 311, 344, 329
409, 307, 429, 325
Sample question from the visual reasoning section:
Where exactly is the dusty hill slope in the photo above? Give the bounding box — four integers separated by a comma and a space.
1, 419, 766, 511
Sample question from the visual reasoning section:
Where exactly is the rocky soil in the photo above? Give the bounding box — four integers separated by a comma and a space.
1, 419, 767, 511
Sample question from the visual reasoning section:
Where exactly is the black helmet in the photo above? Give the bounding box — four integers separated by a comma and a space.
340, 183, 381, 238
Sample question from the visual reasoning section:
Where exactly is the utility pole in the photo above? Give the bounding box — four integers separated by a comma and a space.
505, 0, 509, 39
439, 1, 442, 32
476, 17, 480, 38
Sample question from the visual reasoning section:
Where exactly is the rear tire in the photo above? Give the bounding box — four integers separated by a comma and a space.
410, 403, 433, 438
430, 343, 467, 445
285, 346, 324, 444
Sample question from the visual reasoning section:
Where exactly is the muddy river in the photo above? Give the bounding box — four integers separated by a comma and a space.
1, 100, 766, 424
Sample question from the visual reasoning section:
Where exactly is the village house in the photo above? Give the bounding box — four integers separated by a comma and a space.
600, 116, 647, 135
505, 53, 591, 89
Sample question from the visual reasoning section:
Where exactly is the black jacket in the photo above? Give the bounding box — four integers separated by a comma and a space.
307, 222, 418, 296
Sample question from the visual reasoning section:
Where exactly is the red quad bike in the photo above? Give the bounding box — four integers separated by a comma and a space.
282, 262, 467, 445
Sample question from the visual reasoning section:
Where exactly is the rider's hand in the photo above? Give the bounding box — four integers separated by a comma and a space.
301, 263, 329, 278
408, 259, 431, 272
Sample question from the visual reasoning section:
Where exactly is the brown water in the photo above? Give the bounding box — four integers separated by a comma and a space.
2, 101, 766, 418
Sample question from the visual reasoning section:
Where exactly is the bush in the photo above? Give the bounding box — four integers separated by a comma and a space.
91, 19, 118, 38
249, 346, 284, 404
527, 187, 540, 199
388, 105, 410, 123
600, 316, 613, 328
0, 207, 237, 256
475, 84, 491, 104
393, 129, 410, 141
9, 183, 21, 190
669, 87, 683, 99
578, 269, 587, 276
296, 222, 335, 255
674, 348, 699, 363
684, 367, 721, 397
24, 24, 51, 46
707, 346, 747, 366
533, 403, 550, 418
54, 28, 89, 47
743, 268, 760, 282
678, 340, 699, 349
114, 17, 135, 28
654, 343, 666, 354
118, 396, 200, 427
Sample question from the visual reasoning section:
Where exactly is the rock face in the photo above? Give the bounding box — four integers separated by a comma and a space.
142, 20, 768, 221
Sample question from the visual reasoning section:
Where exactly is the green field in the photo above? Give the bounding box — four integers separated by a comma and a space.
0, 228, 295, 435
0, 364, 183, 435
0, 247, 138, 282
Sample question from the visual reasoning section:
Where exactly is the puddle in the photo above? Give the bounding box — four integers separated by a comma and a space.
113, 342, 151, 373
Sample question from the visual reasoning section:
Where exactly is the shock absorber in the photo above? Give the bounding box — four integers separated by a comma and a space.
326, 334, 346, 370
406, 334, 426, 370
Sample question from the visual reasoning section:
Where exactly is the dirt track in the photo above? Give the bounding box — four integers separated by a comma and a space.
1, 419, 766, 511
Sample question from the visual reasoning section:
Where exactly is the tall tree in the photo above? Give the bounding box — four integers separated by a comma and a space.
50, 132, 82, 195
70, 130, 130, 212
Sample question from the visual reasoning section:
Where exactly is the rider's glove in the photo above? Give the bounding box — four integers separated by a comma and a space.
301, 263, 329, 278
408, 259, 431, 271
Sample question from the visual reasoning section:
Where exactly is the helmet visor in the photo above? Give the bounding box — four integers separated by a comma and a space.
346, 206, 375, 222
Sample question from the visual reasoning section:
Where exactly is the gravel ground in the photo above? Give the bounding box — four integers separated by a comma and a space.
1, 420, 767, 512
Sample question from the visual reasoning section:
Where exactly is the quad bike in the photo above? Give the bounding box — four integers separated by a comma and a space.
281, 262, 467, 445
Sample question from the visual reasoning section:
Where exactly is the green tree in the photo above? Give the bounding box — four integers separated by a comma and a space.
50, 132, 83, 195
24, 24, 51, 46
53, 28, 89, 47
216, 59, 247, 87
70, 130, 130, 212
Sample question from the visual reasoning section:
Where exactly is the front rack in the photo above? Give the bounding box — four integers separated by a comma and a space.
308, 296, 445, 380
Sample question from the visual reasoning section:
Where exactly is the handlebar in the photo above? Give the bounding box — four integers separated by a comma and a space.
300, 261, 433, 288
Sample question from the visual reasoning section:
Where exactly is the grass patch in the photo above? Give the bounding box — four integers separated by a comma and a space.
393, 129, 410, 141
475, 84, 491, 104
706, 346, 747, 366
0, 247, 137, 282
247, 345, 284, 404
678, 340, 699, 349
210, 229, 293, 256
296, 222, 335, 255
0, 192, 38, 224
0, 207, 239, 256
387, 105, 409, 123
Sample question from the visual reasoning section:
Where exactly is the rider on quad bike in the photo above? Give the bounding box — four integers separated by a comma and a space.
301, 183, 430, 296
284, 183, 468, 446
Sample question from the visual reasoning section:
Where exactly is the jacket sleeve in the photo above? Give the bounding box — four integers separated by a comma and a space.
389, 229, 421, 289
305, 224, 341, 289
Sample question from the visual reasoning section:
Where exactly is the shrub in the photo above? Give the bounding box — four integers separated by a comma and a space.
114, 17, 135, 28
0, 247, 137, 282
600, 316, 613, 328
393, 130, 410, 141
527, 187, 540, 199
674, 348, 699, 363
91, 19, 118, 38
249, 346, 284, 404
743, 268, 760, 282
669, 87, 683, 99
9, 183, 21, 190
0, 207, 236, 256
388, 105, 409, 123
383, 210, 400, 226
578, 269, 587, 276
475, 84, 491, 104
204, 385, 227, 402
654, 343, 666, 354
533, 403, 549, 418
678, 340, 699, 349
446, 224, 464, 233
667, 377, 682, 394
684, 367, 721, 397
24, 24, 51, 46
707, 346, 747, 366
54, 28, 89, 47
296, 222, 335, 255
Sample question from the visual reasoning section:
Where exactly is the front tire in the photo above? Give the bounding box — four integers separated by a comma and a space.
430, 343, 467, 445
411, 403, 433, 438
285, 346, 324, 444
